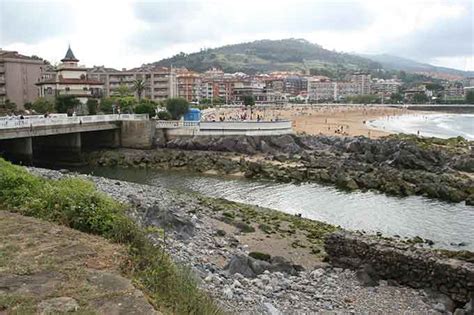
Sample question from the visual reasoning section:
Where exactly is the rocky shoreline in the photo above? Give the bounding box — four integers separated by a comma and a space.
27, 167, 474, 314
87, 134, 474, 205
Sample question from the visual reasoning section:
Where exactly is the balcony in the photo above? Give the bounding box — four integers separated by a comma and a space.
0, 88, 6, 95
0, 65, 5, 73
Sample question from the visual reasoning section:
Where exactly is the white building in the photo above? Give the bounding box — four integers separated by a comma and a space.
37, 46, 103, 104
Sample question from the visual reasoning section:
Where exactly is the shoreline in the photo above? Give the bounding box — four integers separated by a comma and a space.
26, 166, 473, 313
205, 105, 433, 138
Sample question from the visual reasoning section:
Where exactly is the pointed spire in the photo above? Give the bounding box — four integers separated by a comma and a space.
61, 45, 79, 62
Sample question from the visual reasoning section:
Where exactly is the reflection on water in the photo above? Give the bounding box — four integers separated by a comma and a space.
77, 166, 474, 251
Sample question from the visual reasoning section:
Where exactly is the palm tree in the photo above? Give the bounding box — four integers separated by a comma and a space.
133, 79, 148, 101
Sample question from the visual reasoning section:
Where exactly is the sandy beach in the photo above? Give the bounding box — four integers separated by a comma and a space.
204, 105, 421, 138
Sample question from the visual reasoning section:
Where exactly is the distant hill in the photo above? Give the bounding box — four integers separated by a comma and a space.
150, 39, 382, 74
361, 54, 473, 79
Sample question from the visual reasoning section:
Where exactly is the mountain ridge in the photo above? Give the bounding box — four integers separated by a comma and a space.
147, 38, 471, 78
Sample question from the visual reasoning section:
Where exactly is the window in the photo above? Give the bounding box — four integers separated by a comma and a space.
65, 87, 70, 91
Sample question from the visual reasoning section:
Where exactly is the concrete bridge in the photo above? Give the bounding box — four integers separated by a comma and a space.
0, 114, 153, 164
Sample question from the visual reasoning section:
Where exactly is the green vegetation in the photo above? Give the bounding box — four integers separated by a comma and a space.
55, 95, 80, 114
0, 99, 17, 114
151, 39, 381, 74
412, 92, 429, 104
466, 90, 474, 104
135, 100, 156, 117
157, 110, 172, 120
133, 79, 148, 101
32, 97, 55, 114
243, 95, 255, 107
166, 98, 190, 119
86, 99, 98, 115
116, 84, 132, 97
384, 134, 471, 154
346, 94, 380, 104
0, 159, 222, 314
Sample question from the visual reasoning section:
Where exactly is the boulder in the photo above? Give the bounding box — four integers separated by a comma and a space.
38, 297, 79, 314
225, 254, 303, 278
144, 205, 195, 240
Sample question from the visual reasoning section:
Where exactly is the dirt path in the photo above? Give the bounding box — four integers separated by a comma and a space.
0, 211, 158, 314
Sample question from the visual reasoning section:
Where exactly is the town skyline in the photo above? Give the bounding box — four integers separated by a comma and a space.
1, 0, 472, 71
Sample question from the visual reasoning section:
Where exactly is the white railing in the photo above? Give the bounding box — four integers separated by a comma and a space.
0, 114, 148, 129
155, 120, 200, 128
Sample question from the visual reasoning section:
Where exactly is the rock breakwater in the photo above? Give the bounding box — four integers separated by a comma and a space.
87, 134, 474, 204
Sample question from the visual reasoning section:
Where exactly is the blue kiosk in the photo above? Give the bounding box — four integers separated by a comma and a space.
183, 108, 201, 121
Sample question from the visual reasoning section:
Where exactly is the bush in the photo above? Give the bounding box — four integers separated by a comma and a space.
55, 95, 80, 114
86, 99, 98, 115
0, 158, 222, 314
32, 98, 55, 114
166, 98, 189, 119
157, 111, 172, 120
99, 98, 115, 114
134, 102, 156, 117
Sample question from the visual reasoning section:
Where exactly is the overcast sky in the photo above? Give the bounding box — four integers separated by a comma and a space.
1, 0, 472, 71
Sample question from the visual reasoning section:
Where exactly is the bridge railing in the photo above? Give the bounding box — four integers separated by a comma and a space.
0, 114, 149, 129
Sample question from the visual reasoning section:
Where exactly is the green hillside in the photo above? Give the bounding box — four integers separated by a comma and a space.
150, 38, 382, 74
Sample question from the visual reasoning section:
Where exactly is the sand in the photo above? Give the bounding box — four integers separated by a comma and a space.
204, 105, 420, 138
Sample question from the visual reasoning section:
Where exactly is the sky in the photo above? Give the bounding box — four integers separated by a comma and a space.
0, 0, 473, 71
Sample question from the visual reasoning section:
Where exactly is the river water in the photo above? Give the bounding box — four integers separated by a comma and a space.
75, 166, 474, 251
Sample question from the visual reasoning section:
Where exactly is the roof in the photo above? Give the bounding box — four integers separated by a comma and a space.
0, 49, 44, 62
61, 46, 79, 62
37, 77, 103, 86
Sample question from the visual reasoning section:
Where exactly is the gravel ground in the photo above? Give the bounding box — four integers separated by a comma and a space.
28, 167, 440, 314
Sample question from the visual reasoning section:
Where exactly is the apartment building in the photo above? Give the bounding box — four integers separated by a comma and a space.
307, 78, 335, 101
37, 47, 103, 104
88, 65, 177, 101
175, 68, 201, 102
351, 72, 371, 95
0, 49, 44, 108
371, 79, 402, 96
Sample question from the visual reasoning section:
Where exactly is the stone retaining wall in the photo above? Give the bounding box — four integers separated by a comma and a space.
324, 232, 474, 303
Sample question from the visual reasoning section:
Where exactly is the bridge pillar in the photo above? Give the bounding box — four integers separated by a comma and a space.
120, 120, 155, 149
0, 137, 33, 164
81, 129, 120, 151
33, 132, 83, 166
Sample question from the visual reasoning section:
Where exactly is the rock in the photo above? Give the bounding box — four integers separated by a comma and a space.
38, 297, 79, 314
310, 269, 325, 279
433, 302, 446, 312
224, 254, 301, 278
355, 265, 379, 287
223, 286, 233, 299
262, 302, 282, 315
144, 205, 195, 240
216, 229, 226, 237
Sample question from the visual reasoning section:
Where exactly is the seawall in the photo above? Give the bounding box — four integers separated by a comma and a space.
324, 231, 474, 303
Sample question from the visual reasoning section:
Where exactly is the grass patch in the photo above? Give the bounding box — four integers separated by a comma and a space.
0, 158, 222, 315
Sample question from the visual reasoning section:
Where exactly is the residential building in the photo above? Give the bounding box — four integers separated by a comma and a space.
351, 72, 371, 95
371, 79, 402, 96
284, 76, 308, 96
175, 68, 201, 102
36, 46, 104, 104
307, 78, 335, 101
0, 49, 45, 108
88, 65, 177, 101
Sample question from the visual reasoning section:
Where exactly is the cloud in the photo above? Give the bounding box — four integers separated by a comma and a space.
0, 0, 75, 45
0, 0, 472, 71
129, 0, 372, 52
381, 0, 473, 60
